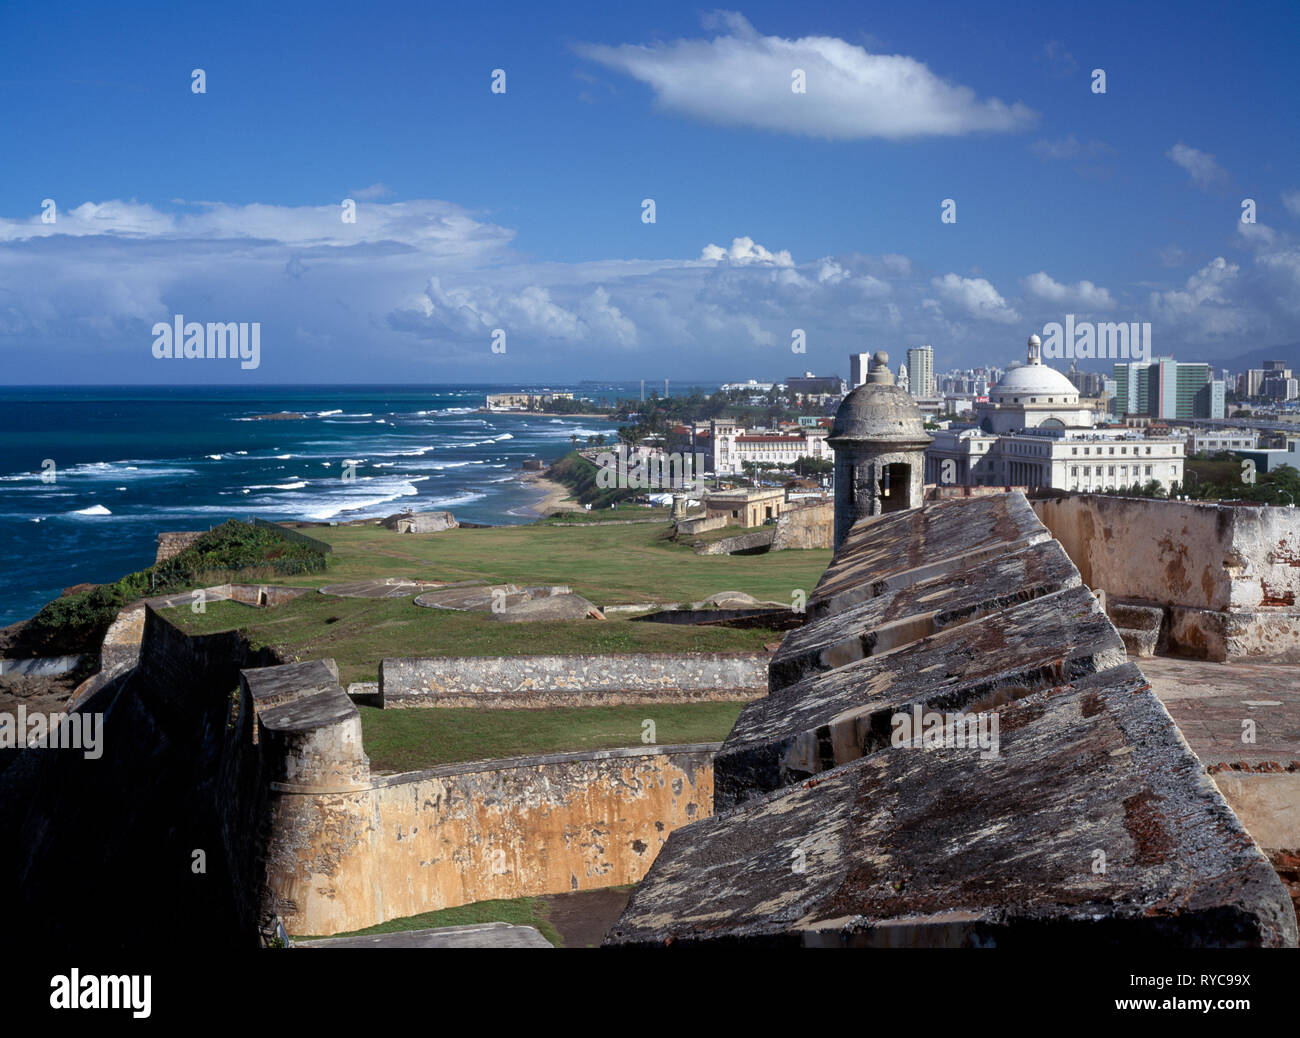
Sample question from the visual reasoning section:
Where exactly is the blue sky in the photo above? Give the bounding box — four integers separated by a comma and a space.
1, 0, 1297, 383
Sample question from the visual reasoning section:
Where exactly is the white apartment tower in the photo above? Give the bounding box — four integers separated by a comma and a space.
907, 345, 935, 399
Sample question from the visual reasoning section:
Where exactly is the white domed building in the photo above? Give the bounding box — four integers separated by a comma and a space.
976, 335, 1094, 435
925, 334, 1185, 494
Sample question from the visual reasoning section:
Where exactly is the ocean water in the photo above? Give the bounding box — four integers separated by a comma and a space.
0, 384, 655, 628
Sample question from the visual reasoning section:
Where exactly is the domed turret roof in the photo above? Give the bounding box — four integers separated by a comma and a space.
829, 351, 930, 443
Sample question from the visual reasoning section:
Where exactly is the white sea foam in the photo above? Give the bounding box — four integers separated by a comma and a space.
302, 476, 426, 520
423, 490, 487, 509
0, 461, 197, 483
72, 504, 112, 516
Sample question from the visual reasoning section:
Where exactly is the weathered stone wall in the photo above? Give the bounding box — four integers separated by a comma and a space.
155, 530, 205, 564
771, 502, 832, 550
0, 608, 278, 951
380, 652, 768, 708
674, 514, 729, 536
267, 743, 716, 936
1031, 495, 1300, 660
1031, 495, 1300, 611
693, 530, 775, 556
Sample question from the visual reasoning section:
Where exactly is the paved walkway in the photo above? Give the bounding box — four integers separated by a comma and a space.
1142, 655, 1300, 769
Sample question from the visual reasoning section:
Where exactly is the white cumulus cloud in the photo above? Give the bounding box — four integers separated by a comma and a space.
576, 12, 1036, 140
930, 273, 1020, 324
701, 235, 794, 266
1167, 142, 1228, 190
1021, 271, 1115, 309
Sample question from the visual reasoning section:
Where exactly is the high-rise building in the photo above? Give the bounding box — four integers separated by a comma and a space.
1111, 359, 1224, 420
907, 345, 935, 398
849, 353, 871, 388
1264, 376, 1299, 401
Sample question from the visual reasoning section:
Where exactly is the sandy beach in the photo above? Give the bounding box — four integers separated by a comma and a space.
516, 471, 584, 517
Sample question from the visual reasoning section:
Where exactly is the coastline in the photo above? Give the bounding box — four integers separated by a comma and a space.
514, 471, 584, 517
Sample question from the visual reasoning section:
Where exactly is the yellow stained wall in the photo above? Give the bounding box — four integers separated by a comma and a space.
266, 748, 714, 936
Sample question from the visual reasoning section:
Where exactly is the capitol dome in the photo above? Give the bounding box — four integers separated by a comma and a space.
990, 335, 1078, 403
829, 351, 929, 443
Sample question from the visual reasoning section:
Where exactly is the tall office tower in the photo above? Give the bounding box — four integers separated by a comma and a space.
849, 352, 872, 388
1112, 359, 1218, 418
907, 345, 935, 398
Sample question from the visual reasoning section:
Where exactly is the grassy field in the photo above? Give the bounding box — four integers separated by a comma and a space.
163, 596, 784, 685
159, 519, 826, 684
357, 700, 745, 773
157, 519, 814, 769
249, 518, 829, 605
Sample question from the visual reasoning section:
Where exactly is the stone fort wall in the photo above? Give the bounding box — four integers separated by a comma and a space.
264, 739, 716, 936
380, 652, 768, 708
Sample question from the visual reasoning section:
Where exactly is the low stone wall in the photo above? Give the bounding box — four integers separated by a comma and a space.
1167, 605, 1300, 662
380, 653, 768, 708
694, 530, 774, 556
675, 514, 729, 536
771, 502, 832, 550
220, 583, 309, 607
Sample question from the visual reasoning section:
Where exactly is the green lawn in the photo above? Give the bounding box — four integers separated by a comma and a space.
162, 596, 785, 685
158, 519, 826, 684
242, 518, 829, 605
357, 700, 745, 773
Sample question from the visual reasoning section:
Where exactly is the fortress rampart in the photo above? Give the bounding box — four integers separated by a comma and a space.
1032, 494, 1300, 661
607, 493, 1299, 948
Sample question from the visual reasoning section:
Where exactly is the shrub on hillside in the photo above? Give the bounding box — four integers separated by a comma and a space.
25, 519, 326, 654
